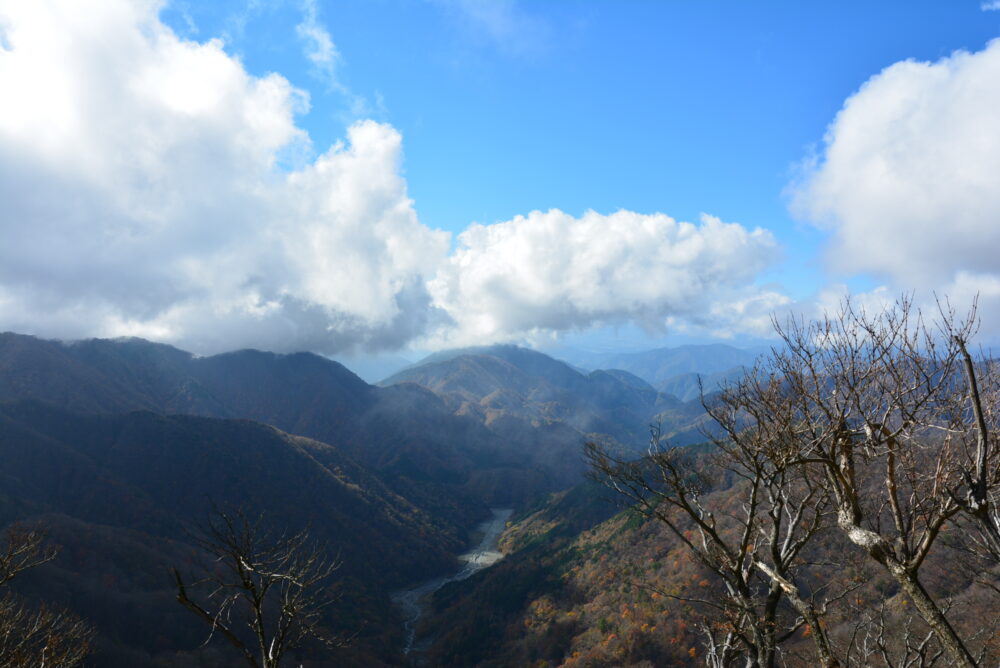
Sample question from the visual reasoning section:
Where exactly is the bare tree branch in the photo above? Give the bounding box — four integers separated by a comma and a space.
173, 509, 347, 668
0, 524, 93, 667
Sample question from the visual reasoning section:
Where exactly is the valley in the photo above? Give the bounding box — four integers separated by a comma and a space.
0, 332, 724, 666
395, 508, 513, 657
2, 328, 998, 667
5, 5, 999, 665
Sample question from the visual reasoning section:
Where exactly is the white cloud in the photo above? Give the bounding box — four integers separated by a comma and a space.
982, 1, 1000, 11
425, 209, 784, 348
791, 39, 1000, 294
0, 0, 448, 354
296, 0, 341, 88
293, 1, 381, 130
0, 0, 785, 354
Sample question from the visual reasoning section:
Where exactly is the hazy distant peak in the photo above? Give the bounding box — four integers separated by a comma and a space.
557, 342, 758, 387
383, 344, 586, 389
587, 368, 656, 393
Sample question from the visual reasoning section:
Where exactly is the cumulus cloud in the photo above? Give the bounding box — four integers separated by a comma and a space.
0, 0, 448, 354
425, 209, 785, 347
791, 39, 1000, 295
0, 0, 784, 354
296, 0, 341, 89
982, 1, 1000, 11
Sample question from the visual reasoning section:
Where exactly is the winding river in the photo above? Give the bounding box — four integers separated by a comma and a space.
392, 508, 513, 655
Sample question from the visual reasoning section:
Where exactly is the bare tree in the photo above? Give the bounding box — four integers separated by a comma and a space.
847, 601, 946, 668
587, 421, 841, 668
0, 525, 57, 587
0, 524, 93, 668
0, 596, 93, 668
172, 510, 345, 668
589, 297, 1000, 667
844, 598, 1000, 668
743, 297, 1000, 667
706, 372, 851, 668
690, 297, 1000, 666
949, 335, 1000, 565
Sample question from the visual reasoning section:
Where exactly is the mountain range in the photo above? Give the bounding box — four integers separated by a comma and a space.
0, 332, 739, 666
383, 344, 713, 460
549, 343, 761, 401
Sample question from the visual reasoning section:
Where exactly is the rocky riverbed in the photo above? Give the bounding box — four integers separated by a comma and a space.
392, 508, 513, 655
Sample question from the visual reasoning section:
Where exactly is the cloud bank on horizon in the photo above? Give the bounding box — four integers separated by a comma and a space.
1, 0, 999, 354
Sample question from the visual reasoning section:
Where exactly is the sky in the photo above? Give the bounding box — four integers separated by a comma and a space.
2, 0, 1000, 363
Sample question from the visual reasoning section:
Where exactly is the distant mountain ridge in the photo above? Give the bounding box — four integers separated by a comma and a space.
383, 345, 656, 442
553, 342, 759, 386
657, 365, 751, 402
0, 332, 728, 665
381, 344, 711, 458
3, 333, 613, 665
0, 332, 566, 508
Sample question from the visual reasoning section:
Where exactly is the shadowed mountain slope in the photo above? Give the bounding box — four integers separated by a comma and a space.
0, 333, 571, 508
0, 400, 473, 666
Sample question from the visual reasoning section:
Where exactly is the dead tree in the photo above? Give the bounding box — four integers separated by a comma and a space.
172, 510, 345, 668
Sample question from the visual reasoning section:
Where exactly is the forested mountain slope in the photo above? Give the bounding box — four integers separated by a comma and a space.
381, 345, 711, 478
0, 333, 578, 507
384, 345, 657, 442
0, 400, 468, 666
413, 455, 998, 668
0, 332, 747, 666
1, 333, 666, 664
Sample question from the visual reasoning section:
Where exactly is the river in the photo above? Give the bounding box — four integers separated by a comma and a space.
392, 508, 514, 656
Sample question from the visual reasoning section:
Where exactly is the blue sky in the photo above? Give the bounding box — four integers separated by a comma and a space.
160, 0, 998, 295
2, 0, 1000, 361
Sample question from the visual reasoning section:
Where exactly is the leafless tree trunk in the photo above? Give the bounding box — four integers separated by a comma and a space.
173, 509, 346, 668
951, 336, 1000, 565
